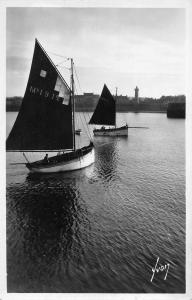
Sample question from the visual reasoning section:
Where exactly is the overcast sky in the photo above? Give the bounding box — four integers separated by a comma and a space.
6, 7, 185, 98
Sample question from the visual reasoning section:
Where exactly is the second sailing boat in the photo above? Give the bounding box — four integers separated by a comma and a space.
89, 84, 128, 136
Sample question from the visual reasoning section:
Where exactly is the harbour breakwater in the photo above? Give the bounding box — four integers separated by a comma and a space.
167, 102, 185, 118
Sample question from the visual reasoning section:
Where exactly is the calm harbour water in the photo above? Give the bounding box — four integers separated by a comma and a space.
6, 112, 185, 293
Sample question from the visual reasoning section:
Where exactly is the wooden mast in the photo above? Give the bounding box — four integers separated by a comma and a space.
71, 58, 76, 151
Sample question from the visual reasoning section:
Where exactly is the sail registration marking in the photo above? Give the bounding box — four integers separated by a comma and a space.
54, 76, 70, 105
40, 70, 47, 77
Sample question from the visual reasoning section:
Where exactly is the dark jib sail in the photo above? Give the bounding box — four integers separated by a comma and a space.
6, 39, 73, 151
89, 84, 116, 126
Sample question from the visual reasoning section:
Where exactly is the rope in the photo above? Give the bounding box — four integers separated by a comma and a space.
47, 51, 69, 60
75, 95, 93, 141
73, 82, 93, 142
55, 58, 70, 67
128, 126, 149, 129
73, 84, 93, 140
23, 152, 30, 163
73, 65, 93, 122
56, 65, 71, 71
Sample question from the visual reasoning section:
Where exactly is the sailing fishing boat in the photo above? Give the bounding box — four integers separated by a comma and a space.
6, 39, 94, 173
89, 84, 128, 136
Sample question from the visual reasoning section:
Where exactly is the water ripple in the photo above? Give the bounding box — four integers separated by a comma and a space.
6, 112, 185, 292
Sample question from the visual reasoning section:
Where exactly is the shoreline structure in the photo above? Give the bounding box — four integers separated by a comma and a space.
6, 94, 185, 113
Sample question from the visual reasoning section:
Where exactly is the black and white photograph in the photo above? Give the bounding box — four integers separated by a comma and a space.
1, 0, 192, 298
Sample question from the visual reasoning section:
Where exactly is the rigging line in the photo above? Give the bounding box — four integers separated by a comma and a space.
75, 96, 91, 129
57, 65, 71, 70
36, 40, 70, 91
75, 95, 93, 139
55, 58, 70, 66
78, 109, 92, 142
75, 103, 92, 142
75, 69, 91, 123
10, 163, 26, 165
23, 152, 30, 163
74, 95, 90, 140
75, 114, 85, 157
76, 110, 84, 138
47, 51, 69, 59
75, 112, 81, 135
129, 126, 149, 129
74, 83, 93, 140
73, 81, 92, 132
73, 64, 93, 139
73, 65, 92, 121
73, 64, 82, 91
74, 89, 93, 142
76, 115, 82, 149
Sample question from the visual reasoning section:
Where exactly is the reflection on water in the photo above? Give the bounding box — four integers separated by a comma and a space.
25, 175, 80, 260
94, 138, 119, 183
7, 173, 90, 292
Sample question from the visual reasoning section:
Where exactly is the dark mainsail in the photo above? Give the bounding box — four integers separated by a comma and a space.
6, 39, 73, 151
89, 84, 116, 126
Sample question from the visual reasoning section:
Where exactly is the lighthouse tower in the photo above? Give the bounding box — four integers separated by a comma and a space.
134, 86, 139, 104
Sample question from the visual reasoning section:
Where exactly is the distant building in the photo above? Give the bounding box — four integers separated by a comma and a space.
134, 86, 139, 104
83, 92, 94, 96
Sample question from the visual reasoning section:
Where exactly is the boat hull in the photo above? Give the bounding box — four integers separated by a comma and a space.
26, 144, 95, 173
93, 125, 128, 136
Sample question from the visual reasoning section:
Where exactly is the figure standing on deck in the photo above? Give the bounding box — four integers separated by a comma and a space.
43, 154, 49, 163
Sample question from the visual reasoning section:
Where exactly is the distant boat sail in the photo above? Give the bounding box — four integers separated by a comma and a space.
6, 39, 95, 173
89, 84, 116, 126
89, 84, 128, 136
